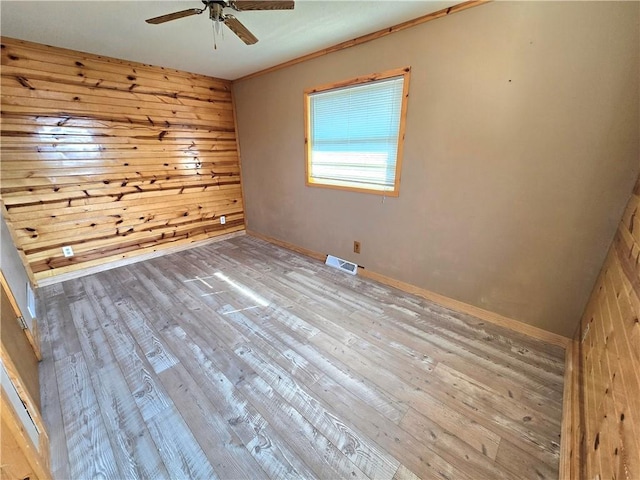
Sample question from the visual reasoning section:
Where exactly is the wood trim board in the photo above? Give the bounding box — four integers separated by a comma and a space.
230, 87, 248, 226
559, 338, 578, 479
234, 0, 490, 83
1, 388, 52, 480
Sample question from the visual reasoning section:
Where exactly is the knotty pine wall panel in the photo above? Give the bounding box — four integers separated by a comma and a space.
0, 37, 244, 284
569, 177, 640, 479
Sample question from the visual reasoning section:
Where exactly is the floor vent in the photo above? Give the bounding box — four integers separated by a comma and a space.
325, 255, 358, 275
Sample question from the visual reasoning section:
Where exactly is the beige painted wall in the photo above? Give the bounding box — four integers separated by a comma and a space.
233, 1, 640, 337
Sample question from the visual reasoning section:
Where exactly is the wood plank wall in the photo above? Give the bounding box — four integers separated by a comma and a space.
0, 37, 244, 285
568, 176, 640, 478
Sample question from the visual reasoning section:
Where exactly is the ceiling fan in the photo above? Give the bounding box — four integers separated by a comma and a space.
145, 1, 295, 45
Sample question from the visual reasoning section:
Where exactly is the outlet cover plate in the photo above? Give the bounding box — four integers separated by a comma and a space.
62, 246, 74, 257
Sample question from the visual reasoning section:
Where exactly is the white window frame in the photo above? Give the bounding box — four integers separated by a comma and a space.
304, 66, 411, 197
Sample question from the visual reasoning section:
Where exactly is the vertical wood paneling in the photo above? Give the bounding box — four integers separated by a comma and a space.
567, 176, 640, 479
0, 37, 244, 284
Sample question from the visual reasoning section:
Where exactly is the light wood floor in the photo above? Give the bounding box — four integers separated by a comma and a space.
37, 235, 565, 480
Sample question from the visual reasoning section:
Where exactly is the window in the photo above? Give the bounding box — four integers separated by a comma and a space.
304, 67, 410, 196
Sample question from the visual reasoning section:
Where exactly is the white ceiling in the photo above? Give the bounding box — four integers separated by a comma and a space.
0, 0, 458, 80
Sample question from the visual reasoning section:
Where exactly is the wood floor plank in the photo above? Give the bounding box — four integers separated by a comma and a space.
36, 296, 71, 480
228, 308, 473, 479
307, 329, 544, 470
324, 332, 559, 462
64, 281, 117, 369
284, 267, 563, 391
393, 465, 422, 480
433, 362, 562, 436
108, 293, 179, 375
112, 267, 270, 479
81, 275, 173, 422
350, 308, 562, 416
145, 407, 219, 480
232, 339, 400, 480
198, 276, 528, 474
63, 282, 171, 478
196, 238, 561, 413
55, 353, 121, 479
303, 256, 565, 369
87, 364, 171, 479
42, 292, 83, 363
397, 407, 514, 480
158, 363, 270, 480
343, 309, 558, 422
159, 334, 319, 480
125, 268, 376, 480
211, 304, 481, 480
36, 235, 565, 479
246, 233, 566, 374
168, 250, 409, 423
496, 437, 559, 480
114, 268, 341, 479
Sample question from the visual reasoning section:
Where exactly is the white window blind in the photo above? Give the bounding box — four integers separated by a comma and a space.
307, 75, 406, 194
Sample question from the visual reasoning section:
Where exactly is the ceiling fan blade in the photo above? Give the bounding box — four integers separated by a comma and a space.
231, 1, 294, 11
224, 15, 258, 45
145, 8, 204, 24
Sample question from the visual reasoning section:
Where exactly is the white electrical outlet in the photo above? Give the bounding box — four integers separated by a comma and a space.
220, 215, 226, 225
62, 246, 74, 257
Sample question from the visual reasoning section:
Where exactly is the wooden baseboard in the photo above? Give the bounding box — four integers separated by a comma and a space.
36, 231, 246, 287
359, 268, 570, 348
559, 339, 578, 479
247, 229, 570, 348
247, 230, 326, 262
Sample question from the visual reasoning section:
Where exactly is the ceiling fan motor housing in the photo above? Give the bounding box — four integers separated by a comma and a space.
209, 3, 225, 21
203, 1, 229, 8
